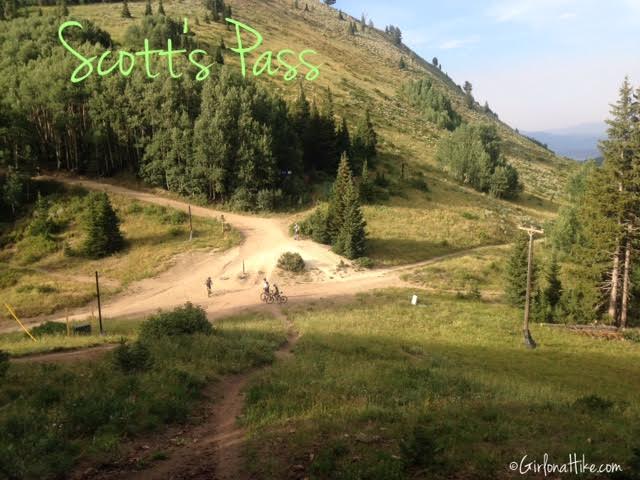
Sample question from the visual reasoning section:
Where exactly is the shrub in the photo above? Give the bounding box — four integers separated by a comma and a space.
407, 174, 429, 192
30, 321, 67, 337
573, 394, 614, 413
15, 235, 58, 265
400, 425, 441, 468
277, 252, 305, 273
296, 207, 330, 244
354, 257, 374, 269
0, 350, 8, 378
139, 303, 212, 340
113, 341, 153, 373
163, 210, 188, 225
623, 330, 640, 343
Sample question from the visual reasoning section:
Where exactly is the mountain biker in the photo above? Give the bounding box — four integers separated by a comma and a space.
273, 283, 280, 297
262, 278, 270, 295
205, 277, 212, 297
293, 223, 300, 240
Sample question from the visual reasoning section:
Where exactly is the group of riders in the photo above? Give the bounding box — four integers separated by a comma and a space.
204, 276, 287, 304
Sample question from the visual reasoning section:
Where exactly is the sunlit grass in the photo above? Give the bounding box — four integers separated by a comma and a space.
243, 290, 640, 478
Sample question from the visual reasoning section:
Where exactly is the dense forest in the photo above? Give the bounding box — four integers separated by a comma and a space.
0, 14, 378, 217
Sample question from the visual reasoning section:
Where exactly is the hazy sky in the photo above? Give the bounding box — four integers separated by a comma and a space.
339, 0, 640, 131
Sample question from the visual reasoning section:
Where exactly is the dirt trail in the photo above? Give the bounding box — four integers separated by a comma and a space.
6, 175, 502, 335
74, 306, 298, 480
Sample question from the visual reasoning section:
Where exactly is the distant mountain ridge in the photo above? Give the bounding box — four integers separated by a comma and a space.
524, 122, 606, 161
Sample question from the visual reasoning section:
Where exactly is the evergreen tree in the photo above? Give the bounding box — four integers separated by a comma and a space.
121, 0, 132, 18
335, 177, 367, 259
351, 109, 377, 172
359, 159, 373, 203
335, 117, 351, 160
338, 9, 344, 20
144, 0, 152, 15
304, 3, 309, 12
58, 0, 69, 16
214, 47, 224, 64
158, 0, 165, 15
323, 0, 336, 5
368, 19, 374, 29
463, 81, 474, 108
83, 192, 124, 259
432, 57, 439, 68
326, 153, 352, 242
360, 13, 366, 31
579, 77, 639, 326
505, 232, 536, 307
399, 56, 406, 69
348, 21, 355, 35
544, 255, 563, 310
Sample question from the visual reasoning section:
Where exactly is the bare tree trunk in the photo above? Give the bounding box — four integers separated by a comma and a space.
620, 229, 632, 328
609, 242, 621, 324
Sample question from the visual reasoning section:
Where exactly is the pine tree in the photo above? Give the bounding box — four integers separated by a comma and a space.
351, 109, 377, 172
335, 178, 367, 259
544, 255, 563, 310
58, 0, 69, 16
578, 77, 638, 326
158, 0, 165, 15
505, 232, 536, 307
214, 47, 224, 64
304, 3, 309, 12
335, 117, 351, 160
144, 0, 152, 15
326, 153, 352, 242
338, 9, 344, 20
83, 192, 124, 259
360, 13, 366, 31
359, 159, 373, 203
399, 56, 406, 69
121, 0, 132, 18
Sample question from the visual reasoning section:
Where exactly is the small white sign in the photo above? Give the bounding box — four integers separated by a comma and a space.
411, 295, 418, 306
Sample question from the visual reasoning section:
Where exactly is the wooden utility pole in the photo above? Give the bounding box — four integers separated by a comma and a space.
518, 226, 544, 349
95, 271, 103, 335
188, 205, 193, 241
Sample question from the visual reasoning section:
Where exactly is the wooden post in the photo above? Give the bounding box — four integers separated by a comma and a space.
188, 205, 193, 241
518, 226, 543, 349
95, 271, 103, 335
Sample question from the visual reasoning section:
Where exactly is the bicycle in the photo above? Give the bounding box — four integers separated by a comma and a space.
259, 291, 288, 304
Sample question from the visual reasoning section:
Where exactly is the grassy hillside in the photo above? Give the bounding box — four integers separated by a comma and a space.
66, 0, 576, 264
244, 291, 640, 479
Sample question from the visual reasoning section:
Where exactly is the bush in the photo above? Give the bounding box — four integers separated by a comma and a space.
573, 394, 614, 413
354, 257, 374, 269
139, 303, 212, 340
0, 350, 8, 378
229, 187, 252, 211
15, 235, 58, 265
296, 206, 331, 244
277, 252, 305, 273
30, 321, 67, 337
112, 341, 153, 373
400, 425, 441, 468
164, 210, 188, 225
407, 174, 429, 192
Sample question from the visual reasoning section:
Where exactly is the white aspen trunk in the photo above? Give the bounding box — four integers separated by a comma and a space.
609, 242, 621, 324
